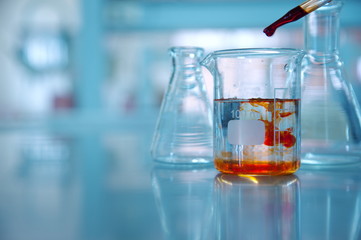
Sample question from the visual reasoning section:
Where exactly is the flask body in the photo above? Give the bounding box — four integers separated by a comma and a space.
151, 47, 213, 164
301, 1, 361, 165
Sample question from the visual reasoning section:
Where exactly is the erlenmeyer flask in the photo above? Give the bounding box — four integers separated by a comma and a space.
151, 47, 213, 164
301, 1, 361, 165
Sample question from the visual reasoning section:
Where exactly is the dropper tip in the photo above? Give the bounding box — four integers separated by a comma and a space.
263, 27, 275, 37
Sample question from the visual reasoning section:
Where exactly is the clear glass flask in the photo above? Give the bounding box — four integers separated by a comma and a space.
150, 47, 213, 164
301, 0, 361, 165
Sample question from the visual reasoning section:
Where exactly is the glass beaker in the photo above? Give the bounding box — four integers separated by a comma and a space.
151, 47, 213, 164
301, 0, 361, 165
202, 48, 305, 175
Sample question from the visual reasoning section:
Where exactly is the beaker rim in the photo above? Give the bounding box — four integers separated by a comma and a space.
210, 48, 305, 58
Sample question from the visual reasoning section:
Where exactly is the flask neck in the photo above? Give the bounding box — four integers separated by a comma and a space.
304, 1, 343, 61
169, 47, 205, 89
170, 47, 204, 69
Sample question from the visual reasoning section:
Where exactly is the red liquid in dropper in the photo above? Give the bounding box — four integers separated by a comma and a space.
263, 6, 308, 37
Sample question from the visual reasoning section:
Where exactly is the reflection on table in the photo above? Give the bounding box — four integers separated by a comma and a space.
0, 129, 360, 240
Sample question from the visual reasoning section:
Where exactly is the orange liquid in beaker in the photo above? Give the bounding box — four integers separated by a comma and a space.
214, 98, 300, 175
214, 159, 300, 175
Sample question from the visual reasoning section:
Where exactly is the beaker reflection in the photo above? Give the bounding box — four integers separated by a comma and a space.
152, 164, 215, 240
214, 174, 300, 240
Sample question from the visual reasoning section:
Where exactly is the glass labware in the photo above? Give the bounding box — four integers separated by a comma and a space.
202, 48, 305, 175
150, 47, 213, 164
301, 0, 361, 166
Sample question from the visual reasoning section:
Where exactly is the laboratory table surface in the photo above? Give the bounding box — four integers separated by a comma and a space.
0, 116, 360, 240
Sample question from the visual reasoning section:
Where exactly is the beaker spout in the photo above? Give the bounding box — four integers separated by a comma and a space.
200, 53, 216, 75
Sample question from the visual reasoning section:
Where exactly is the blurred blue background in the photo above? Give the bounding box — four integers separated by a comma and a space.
0, 0, 360, 239
0, 0, 360, 118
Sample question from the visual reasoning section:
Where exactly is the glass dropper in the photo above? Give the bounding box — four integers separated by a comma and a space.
263, 0, 332, 37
